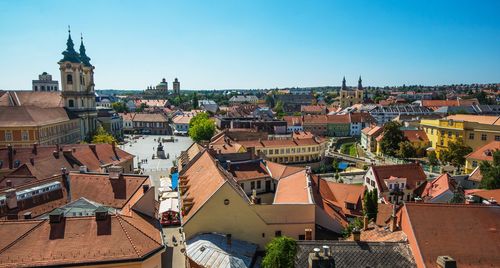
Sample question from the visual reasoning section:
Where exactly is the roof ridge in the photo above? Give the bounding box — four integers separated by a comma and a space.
0, 219, 46, 255
116, 216, 142, 257
118, 214, 163, 247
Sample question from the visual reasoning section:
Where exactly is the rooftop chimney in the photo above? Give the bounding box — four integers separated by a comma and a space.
7, 144, 13, 169
390, 214, 398, 232
6, 180, 13, 188
226, 160, 232, 171
29, 157, 34, 166
436, 256, 457, 268
143, 184, 150, 193
53, 150, 59, 159
108, 165, 123, 180
79, 166, 88, 173
23, 212, 32, 220
5, 188, 18, 210
32, 143, 38, 155
49, 208, 64, 223
352, 227, 361, 242
94, 206, 108, 221
363, 215, 369, 230
308, 247, 335, 268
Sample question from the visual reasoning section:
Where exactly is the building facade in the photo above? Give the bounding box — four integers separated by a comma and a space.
339, 77, 364, 108
32, 72, 58, 92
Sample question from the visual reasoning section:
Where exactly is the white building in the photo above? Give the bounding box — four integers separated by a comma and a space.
32, 72, 59, 92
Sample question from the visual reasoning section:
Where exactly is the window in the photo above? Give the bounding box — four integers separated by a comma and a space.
81, 99, 84, 107
240, 183, 245, 190
257, 181, 261, 189
481, 134, 487, 141
365, 177, 370, 184
472, 161, 478, 167
298, 235, 305, 240
495, 135, 500, 141
389, 184, 393, 189
68, 99, 74, 107
275, 231, 282, 237
251, 181, 255, 190
21, 130, 29, 141
275, 149, 279, 154
448, 131, 452, 138
67, 74, 73, 84
400, 183, 405, 189
5, 131, 12, 141
469, 133, 474, 140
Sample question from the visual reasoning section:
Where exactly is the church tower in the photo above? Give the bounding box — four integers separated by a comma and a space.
58, 27, 97, 141
356, 76, 364, 101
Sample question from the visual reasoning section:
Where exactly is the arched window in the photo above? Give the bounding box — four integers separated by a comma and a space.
81, 99, 84, 107
68, 99, 74, 107
67, 74, 73, 84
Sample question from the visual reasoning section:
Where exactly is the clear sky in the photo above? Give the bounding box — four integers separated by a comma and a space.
0, 0, 499, 90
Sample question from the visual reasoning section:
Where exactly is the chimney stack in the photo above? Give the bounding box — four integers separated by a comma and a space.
308, 247, 335, 268
5, 188, 18, 210
436, 256, 457, 268
6, 180, 12, 188
94, 206, 109, 221
49, 208, 64, 224
143, 184, 150, 193
23, 212, 32, 220
53, 150, 59, 159
363, 215, 369, 230
29, 157, 34, 166
32, 143, 38, 155
108, 165, 123, 180
7, 144, 13, 169
226, 160, 231, 171
352, 227, 361, 242
390, 214, 398, 232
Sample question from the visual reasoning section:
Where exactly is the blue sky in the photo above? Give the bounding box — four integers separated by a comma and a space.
0, 0, 499, 90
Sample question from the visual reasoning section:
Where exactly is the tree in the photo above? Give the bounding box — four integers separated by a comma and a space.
397, 141, 417, 159
112, 102, 128, 113
91, 126, 116, 144
192, 93, 199, 109
379, 122, 406, 157
332, 158, 339, 173
480, 150, 500, 190
274, 100, 285, 119
363, 189, 378, 221
188, 113, 215, 142
262, 236, 297, 268
428, 150, 439, 166
439, 139, 473, 168
265, 95, 275, 108
136, 103, 148, 112
342, 217, 363, 238
448, 184, 465, 204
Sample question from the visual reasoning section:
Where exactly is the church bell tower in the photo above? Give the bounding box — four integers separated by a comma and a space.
58, 27, 97, 141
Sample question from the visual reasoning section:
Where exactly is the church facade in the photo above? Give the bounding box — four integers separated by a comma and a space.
339, 76, 364, 108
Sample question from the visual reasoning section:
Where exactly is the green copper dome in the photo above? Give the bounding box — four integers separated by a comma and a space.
60, 28, 81, 64
79, 35, 92, 67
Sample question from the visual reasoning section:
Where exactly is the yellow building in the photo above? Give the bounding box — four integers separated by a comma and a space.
210, 132, 328, 164
0, 106, 81, 147
179, 150, 316, 249
464, 141, 500, 173
420, 115, 500, 158
339, 76, 364, 108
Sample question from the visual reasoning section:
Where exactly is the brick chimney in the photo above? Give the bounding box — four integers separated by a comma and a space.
32, 142, 38, 155
53, 150, 59, 159
308, 247, 335, 268
108, 165, 123, 180
352, 227, 361, 242
23, 212, 32, 219
226, 160, 231, 171
6, 180, 12, 188
94, 206, 108, 221
5, 188, 18, 210
7, 144, 13, 169
436, 256, 457, 268
363, 216, 369, 230
29, 157, 34, 166
49, 208, 64, 224
390, 215, 398, 232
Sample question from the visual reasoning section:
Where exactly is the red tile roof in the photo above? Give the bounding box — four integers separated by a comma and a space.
370, 163, 427, 193
0, 106, 75, 127
465, 141, 500, 162
402, 129, 429, 143
0, 213, 163, 267
273, 170, 311, 204
229, 161, 270, 181
301, 105, 326, 113
132, 113, 168, 122
420, 173, 455, 202
471, 189, 500, 203
402, 203, 500, 268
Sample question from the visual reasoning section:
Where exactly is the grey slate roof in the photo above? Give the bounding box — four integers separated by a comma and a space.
295, 241, 416, 268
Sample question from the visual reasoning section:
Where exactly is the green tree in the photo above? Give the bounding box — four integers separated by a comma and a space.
274, 100, 285, 118
439, 139, 473, 168
192, 93, 199, 109
363, 189, 378, 221
448, 184, 465, 204
480, 150, 500, 189
428, 150, 439, 166
332, 158, 339, 173
188, 113, 215, 142
262, 236, 297, 268
379, 122, 406, 157
342, 217, 363, 238
397, 141, 417, 159
136, 103, 148, 112
265, 95, 275, 108
112, 102, 128, 113
91, 126, 116, 144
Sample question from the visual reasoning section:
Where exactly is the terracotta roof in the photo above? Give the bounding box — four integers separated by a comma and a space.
132, 113, 168, 122
265, 161, 303, 180
172, 114, 195, 124
465, 141, 500, 162
283, 115, 303, 126
346, 222, 407, 242
403, 203, 500, 268
237, 136, 325, 149
350, 112, 376, 124
370, 163, 427, 193
327, 114, 351, 124
0, 213, 163, 267
118, 112, 136, 121
135, 99, 168, 107
313, 177, 364, 218
402, 129, 429, 142
445, 114, 500, 125
362, 125, 383, 136
0, 144, 134, 187
420, 173, 455, 202
180, 151, 227, 223
69, 172, 149, 209
0, 91, 64, 108
301, 105, 325, 113
273, 170, 311, 204
468, 166, 483, 182
421, 98, 478, 108
0, 106, 75, 127
229, 161, 270, 181
209, 134, 244, 154
471, 189, 500, 202
375, 203, 400, 227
